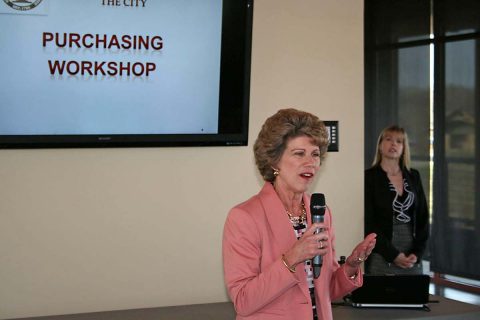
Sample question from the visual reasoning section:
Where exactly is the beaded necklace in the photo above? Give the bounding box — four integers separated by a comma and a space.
286, 202, 307, 226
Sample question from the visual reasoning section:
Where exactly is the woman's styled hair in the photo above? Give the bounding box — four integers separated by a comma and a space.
254, 108, 329, 182
372, 125, 411, 170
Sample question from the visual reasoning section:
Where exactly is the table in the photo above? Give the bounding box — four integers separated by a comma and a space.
8, 295, 480, 320
331, 295, 480, 319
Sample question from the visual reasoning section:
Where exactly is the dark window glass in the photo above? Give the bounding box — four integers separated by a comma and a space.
397, 46, 431, 203
366, 0, 480, 280
440, 39, 478, 277
436, 0, 480, 36
366, 0, 430, 47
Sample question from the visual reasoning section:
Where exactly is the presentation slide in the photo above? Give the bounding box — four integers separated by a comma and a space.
0, 0, 223, 135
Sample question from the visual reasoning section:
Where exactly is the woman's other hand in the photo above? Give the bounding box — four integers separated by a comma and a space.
344, 233, 377, 276
394, 253, 418, 268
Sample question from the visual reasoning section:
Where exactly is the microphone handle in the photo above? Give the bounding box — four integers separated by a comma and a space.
312, 215, 324, 279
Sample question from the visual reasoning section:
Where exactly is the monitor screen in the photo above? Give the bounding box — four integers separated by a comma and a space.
0, 0, 253, 148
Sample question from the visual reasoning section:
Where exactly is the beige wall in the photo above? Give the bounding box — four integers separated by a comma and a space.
0, 1, 364, 318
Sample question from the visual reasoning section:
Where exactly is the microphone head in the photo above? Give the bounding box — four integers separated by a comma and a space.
310, 193, 326, 217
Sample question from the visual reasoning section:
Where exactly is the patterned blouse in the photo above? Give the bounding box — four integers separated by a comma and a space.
290, 221, 318, 320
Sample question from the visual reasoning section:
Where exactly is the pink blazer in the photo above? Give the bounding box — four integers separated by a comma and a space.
223, 183, 362, 320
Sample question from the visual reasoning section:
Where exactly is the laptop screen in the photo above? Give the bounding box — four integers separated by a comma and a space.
350, 274, 430, 307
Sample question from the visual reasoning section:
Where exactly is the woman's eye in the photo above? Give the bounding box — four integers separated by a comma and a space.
312, 153, 320, 158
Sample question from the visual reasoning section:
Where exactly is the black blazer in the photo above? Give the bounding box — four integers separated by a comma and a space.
365, 165, 429, 263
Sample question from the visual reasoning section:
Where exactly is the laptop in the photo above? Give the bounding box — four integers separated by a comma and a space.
349, 274, 430, 308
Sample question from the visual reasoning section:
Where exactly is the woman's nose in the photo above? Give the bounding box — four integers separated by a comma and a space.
306, 155, 318, 165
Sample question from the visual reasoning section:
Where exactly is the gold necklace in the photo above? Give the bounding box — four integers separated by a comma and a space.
286, 202, 307, 225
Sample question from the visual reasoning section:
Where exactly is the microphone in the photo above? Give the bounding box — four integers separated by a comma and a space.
311, 193, 326, 279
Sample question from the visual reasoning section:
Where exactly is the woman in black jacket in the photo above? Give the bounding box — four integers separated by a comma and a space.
365, 125, 429, 275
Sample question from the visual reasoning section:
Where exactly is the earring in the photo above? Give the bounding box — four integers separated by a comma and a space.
273, 168, 279, 177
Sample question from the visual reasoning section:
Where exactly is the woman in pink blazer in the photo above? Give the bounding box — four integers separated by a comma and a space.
223, 109, 376, 320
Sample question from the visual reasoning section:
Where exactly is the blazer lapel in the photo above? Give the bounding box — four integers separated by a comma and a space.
258, 183, 296, 252
258, 183, 311, 301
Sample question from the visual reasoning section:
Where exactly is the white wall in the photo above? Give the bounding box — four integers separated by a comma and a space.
0, 0, 364, 318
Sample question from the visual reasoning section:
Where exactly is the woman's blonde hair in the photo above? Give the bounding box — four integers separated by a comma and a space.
372, 125, 411, 170
254, 108, 329, 182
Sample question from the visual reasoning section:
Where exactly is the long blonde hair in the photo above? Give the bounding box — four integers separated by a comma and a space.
372, 125, 411, 170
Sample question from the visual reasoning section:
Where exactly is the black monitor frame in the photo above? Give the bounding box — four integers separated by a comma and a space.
0, 0, 253, 149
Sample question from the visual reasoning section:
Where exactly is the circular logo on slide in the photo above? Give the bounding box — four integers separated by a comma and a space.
3, 0, 43, 11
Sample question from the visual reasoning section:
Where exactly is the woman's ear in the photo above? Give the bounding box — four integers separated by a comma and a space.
272, 167, 280, 177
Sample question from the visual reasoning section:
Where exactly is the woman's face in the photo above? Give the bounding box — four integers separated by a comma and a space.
274, 135, 321, 195
380, 131, 404, 161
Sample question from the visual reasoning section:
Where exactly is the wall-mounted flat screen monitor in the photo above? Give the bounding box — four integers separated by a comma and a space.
0, 0, 253, 148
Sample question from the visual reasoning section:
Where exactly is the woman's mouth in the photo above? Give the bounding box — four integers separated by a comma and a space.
300, 172, 314, 179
